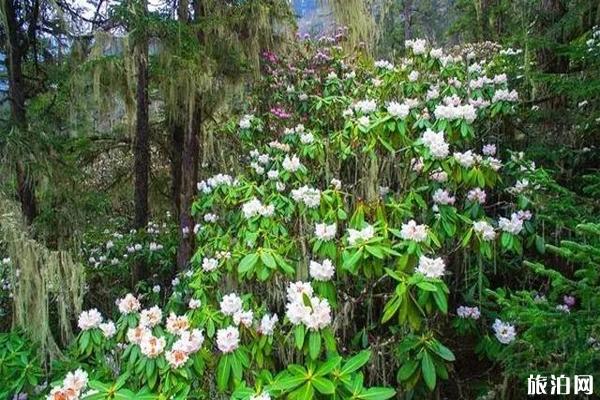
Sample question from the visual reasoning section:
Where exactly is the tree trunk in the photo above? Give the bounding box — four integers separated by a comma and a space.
133, 0, 150, 282
176, 0, 204, 270
403, 0, 413, 41
3, 0, 37, 224
177, 109, 199, 270
170, 123, 184, 217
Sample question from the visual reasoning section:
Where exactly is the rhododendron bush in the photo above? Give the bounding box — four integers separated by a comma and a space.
43, 34, 543, 400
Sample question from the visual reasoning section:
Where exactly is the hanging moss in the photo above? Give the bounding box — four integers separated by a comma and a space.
0, 197, 84, 365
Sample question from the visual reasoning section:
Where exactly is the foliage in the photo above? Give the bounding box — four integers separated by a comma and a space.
0, 331, 44, 399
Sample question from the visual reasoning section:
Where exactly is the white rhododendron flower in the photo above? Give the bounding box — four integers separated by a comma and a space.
259, 314, 279, 335
482, 143, 496, 155
498, 213, 524, 235
239, 114, 253, 129
202, 257, 219, 272
300, 132, 314, 144
217, 326, 240, 353
434, 103, 477, 122
374, 59, 394, 70
492, 319, 516, 344
140, 335, 166, 358
467, 188, 487, 204
354, 99, 377, 114
454, 150, 476, 168
291, 185, 321, 208
303, 297, 332, 331
457, 306, 481, 319
432, 188, 456, 205
315, 222, 337, 241
127, 325, 151, 345
99, 321, 116, 338
166, 313, 190, 336
473, 220, 496, 241
408, 70, 420, 81
165, 348, 189, 369
189, 298, 202, 309
405, 38, 427, 54
48, 368, 88, 400
309, 259, 335, 281
330, 178, 342, 190
387, 101, 410, 118
510, 179, 529, 194
233, 310, 254, 327
78, 309, 103, 331
430, 169, 448, 182
285, 282, 332, 331
492, 89, 519, 102
220, 293, 243, 316
282, 154, 302, 172
174, 329, 204, 354
358, 115, 370, 126
400, 220, 428, 242
63, 368, 88, 394
116, 293, 141, 314
416, 256, 446, 278
242, 198, 275, 218
421, 129, 449, 159
140, 306, 163, 327
285, 300, 312, 325
347, 224, 375, 245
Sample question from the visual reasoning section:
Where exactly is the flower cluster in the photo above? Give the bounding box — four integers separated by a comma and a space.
492, 319, 516, 344
291, 185, 321, 208
456, 306, 481, 319
314, 222, 337, 241
285, 282, 332, 331
309, 259, 335, 281
242, 198, 275, 218
347, 224, 375, 245
416, 256, 446, 279
400, 220, 428, 242
47, 369, 88, 400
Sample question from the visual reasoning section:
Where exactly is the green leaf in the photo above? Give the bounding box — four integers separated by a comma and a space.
238, 253, 259, 274
294, 325, 305, 350
216, 354, 231, 391
343, 248, 364, 273
432, 289, 448, 314
260, 251, 277, 269
421, 351, 436, 391
416, 281, 437, 291
430, 341, 455, 362
270, 374, 307, 392
291, 382, 315, 400
308, 331, 321, 360
340, 350, 371, 376
381, 294, 402, 323
316, 356, 342, 376
397, 359, 419, 381
312, 377, 335, 394
359, 387, 397, 399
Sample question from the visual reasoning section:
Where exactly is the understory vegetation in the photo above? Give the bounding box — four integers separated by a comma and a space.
0, 0, 599, 399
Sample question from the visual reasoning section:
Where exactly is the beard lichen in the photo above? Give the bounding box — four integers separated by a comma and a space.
1, 197, 84, 365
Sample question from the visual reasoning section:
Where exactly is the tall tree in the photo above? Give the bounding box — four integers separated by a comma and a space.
176, 0, 201, 270
169, 0, 189, 219
2, 0, 37, 224
133, 0, 150, 282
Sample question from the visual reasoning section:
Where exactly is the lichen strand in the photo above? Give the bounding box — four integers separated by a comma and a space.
1, 197, 84, 364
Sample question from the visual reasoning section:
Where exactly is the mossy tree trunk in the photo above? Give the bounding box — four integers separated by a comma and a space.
176, 0, 203, 270
3, 0, 37, 224
133, 0, 150, 283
